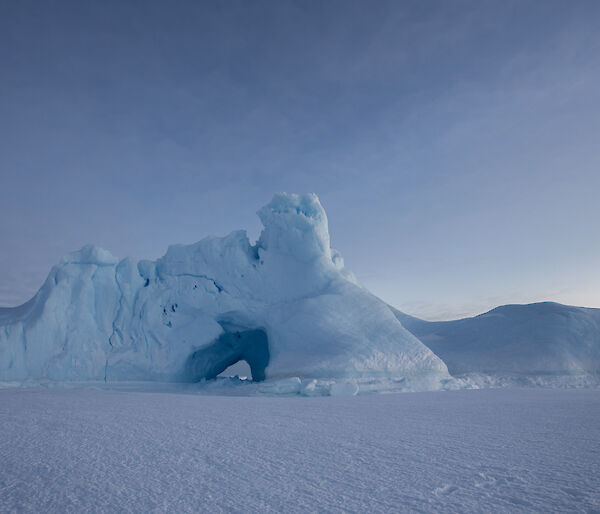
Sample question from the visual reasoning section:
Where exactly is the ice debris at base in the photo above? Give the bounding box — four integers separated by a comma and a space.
0, 193, 449, 390
0, 373, 465, 397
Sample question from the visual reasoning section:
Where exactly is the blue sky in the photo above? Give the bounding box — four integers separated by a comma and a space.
1, 0, 599, 319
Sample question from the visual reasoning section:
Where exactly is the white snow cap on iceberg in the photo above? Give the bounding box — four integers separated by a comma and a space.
0, 193, 449, 388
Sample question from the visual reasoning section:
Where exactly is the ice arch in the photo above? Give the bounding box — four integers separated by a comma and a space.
0, 193, 451, 387
187, 327, 270, 382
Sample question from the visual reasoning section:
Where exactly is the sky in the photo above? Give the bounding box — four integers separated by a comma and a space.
1, 0, 599, 320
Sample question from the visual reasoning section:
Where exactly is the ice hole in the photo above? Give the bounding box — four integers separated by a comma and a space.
187, 328, 270, 382
218, 360, 251, 379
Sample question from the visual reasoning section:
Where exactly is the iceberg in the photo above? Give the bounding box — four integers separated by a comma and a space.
392, 303, 600, 384
0, 193, 449, 387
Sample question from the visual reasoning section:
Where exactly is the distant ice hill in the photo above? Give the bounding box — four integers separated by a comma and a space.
0, 193, 448, 391
391, 303, 600, 387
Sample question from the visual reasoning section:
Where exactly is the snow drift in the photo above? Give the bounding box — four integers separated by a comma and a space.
392, 303, 600, 380
0, 193, 449, 388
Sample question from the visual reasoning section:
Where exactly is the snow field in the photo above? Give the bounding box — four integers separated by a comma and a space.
1, 387, 598, 513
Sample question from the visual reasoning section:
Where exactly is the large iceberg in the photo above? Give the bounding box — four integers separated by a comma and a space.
0, 193, 449, 388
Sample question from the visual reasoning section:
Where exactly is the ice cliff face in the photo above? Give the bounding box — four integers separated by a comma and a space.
0, 193, 449, 384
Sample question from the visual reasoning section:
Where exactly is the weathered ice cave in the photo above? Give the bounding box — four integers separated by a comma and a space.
187, 325, 270, 381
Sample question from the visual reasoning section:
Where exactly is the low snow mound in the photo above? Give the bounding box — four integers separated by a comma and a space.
0, 193, 449, 387
391, 302, 600, 377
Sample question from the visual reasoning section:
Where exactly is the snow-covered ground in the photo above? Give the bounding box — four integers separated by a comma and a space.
1, 387, 598, 513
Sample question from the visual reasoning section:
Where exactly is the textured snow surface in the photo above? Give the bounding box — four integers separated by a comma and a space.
0, 193, 447, 385
1, 388, 599, 513
392, 302, 600, 379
